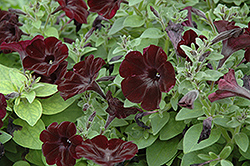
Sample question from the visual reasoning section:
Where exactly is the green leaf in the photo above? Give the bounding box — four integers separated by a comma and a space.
129, 0, 143, 6
140, 28, 164, 39
14, 99, 42, 126
25, 150, 44, 166
95, 37, 105, 47
178, 80, 194, 94
176, 100, 204, 121
0, 131, 12, 144
146, 137, 179, 166
41, 101, 83, 126
32, 20, 41, 29
0, 80, 15, 94
39, 93, 76, 115
219, 146, 232, 159
160, 112, 186, 140
183, 124, 221, 154
204, 70, 224, 81
9, 69, 26, 87
108, 17, 126, 35
0, 64, 15, 81
206, 52, 224, 60
33, 83, 58, 97
13, 119, 44, 150
44, 27, 59, 38
13, 160, 30, 166
110, 118, 129, 127
125, 123, 158, 149
220, 160, 234, 166
235, 133, 249, 152
22, 91, 36, 103
151, 111, 170, 135
123, 15, 145, 27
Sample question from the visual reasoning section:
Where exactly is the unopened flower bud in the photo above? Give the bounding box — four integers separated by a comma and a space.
198, 117, 212, 143
150, 6, 160, 18
178, 90, 199, 109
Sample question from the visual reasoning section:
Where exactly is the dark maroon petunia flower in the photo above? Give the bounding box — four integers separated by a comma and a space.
208, 69, 250, 102
76, 135, 138, 166
119, 45, 176, 111
53, 0, 88, 24
0, 35, 44, 61
58, 54, 106, 100
213, 20, 250, 68
33, 61, 68, 85
177, 29, 207, 59
0, 9, 27, 53
0, 93, 7, 129
22, 36, 68, 76
106, 91, 142, 119
87, 0, 128, 19
40, 121, 83, 166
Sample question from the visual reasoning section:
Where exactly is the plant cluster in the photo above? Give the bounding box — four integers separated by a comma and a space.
1, 0, 250, 166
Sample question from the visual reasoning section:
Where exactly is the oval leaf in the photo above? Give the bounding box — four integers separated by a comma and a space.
33, 83, 58, 97
235, 132, 249, 152
13, 119, 44, 150
146, 137, 179, 166
14, 99, 42, 126
123, 15, 145, 27
140, 28, 164, 39
183, 124, 221, 154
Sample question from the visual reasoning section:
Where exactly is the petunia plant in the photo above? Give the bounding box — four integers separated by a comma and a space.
2, 0, 250, 166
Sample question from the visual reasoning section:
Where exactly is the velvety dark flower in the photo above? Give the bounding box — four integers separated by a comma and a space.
0, 93, 7, 129
198, 117, 212, 143
23, 36, 68, 76
33, 61, 68, 85
0, 35, 44, 61
106, 91, 142, 119
58, 54, 106, 100
213, 20, 250, 68
40, 121, 83, 166
52, 0, 88, 24
119, 45, 176, 111
208, 69, 250, 102
178, 90, 199, 109
0, 9, 27, 53
76, 135, 138, 166
87, 0, 128, 19
177, 29, 207, 59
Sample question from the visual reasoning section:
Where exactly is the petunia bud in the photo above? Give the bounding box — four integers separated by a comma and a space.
242, 75, 250, 91
178, 90, 199, 109
211, 28, 243, 45
150, 6, 160, 18
86, 111, 96, 130
198, 117, 212, 143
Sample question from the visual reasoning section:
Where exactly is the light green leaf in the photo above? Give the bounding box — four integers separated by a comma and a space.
176, 100, 204, 121
33, 83, 58, 97
204, 70, 224, 81
0, 80, 15, 94
14, 99, 42, 126
146, 137, 179, 166
235, 133, 249, 152
160, 112, 186, 140
129, 0, 143, 6
9, 69, 27, 87
0, 131, 12, 144
108, 17, 126, 35
206, 52, 224, 60
32, 20, 42, 29
110, 118, 129, 127
13, 161, 30, 166
123, 15, 145, 27
13, 119, 44, 149
25, 150, 44, 166
151, 111, 170, 135
220, 160, 234, 166
183, 124, 221, 154
140, 28, 164, 39
40, 93, 76, 115
219, 146, 232, 159
44, 27, 59, 38
22, 91, 36, 103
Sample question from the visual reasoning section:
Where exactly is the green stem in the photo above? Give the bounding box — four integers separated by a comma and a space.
220, 127, 232, 143
133, 6, 143, 17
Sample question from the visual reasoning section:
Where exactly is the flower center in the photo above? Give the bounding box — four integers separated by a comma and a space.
148, 68, 160, 81
61, 137, 71, 147
45, 55, 55, 65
